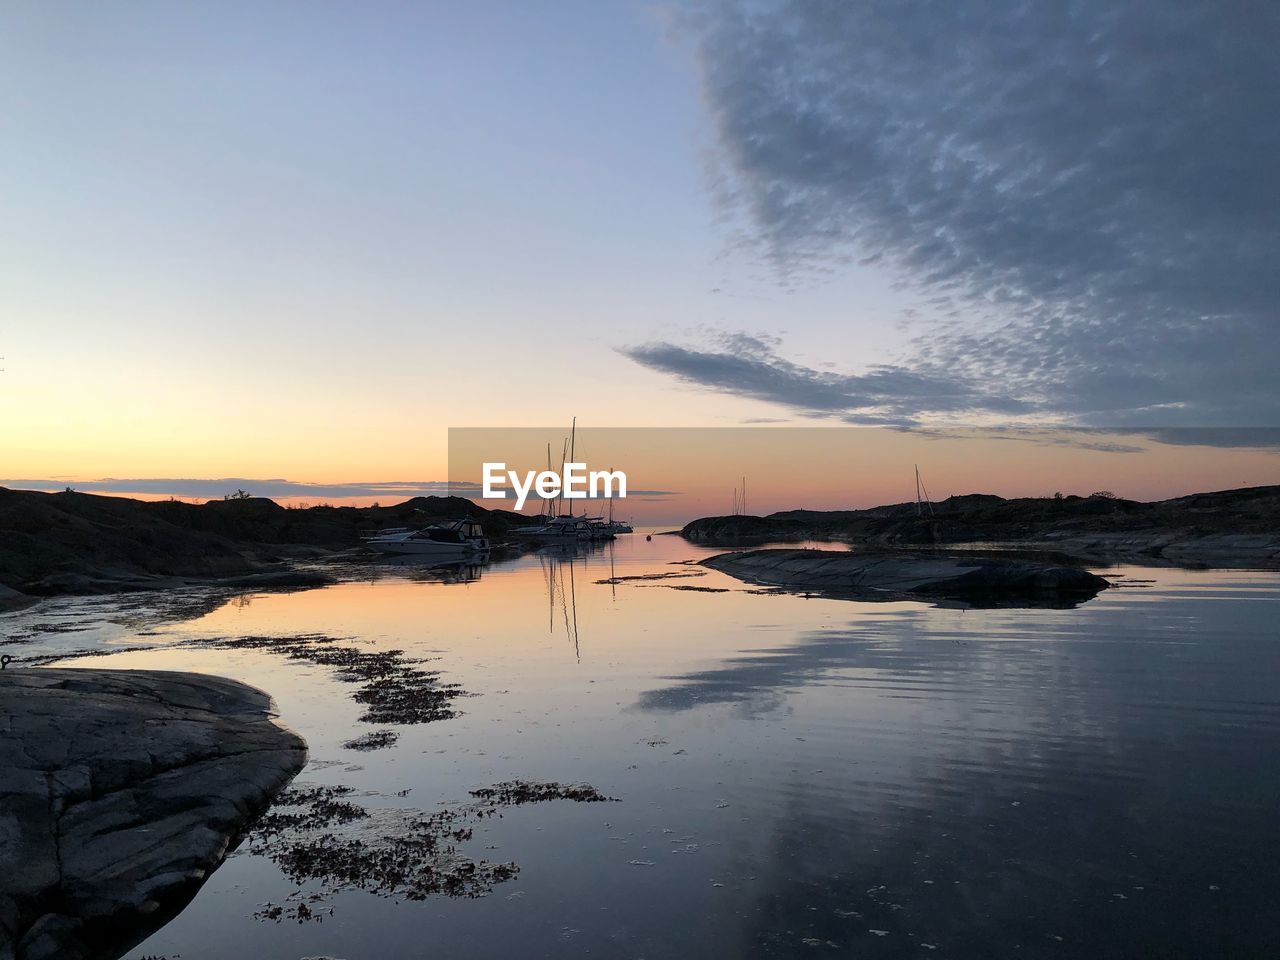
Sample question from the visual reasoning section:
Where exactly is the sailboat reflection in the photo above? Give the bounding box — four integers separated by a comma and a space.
538, 539, 615, 661
540, 550, 580, 662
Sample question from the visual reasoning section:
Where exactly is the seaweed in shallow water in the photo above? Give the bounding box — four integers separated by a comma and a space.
188, 634, 468, 724
248, 778, 618, 921
341, 730, 400, 751
468, 781, 619, 805
252, 785, 370, 835
16, 631, 470, 725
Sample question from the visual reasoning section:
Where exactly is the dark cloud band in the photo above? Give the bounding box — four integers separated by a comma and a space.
665, 0, 1279, 427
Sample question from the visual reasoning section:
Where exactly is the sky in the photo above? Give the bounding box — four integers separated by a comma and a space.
2, 0, 1277, 512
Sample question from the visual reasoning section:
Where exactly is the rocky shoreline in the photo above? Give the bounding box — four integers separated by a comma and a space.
0, 487, 531, 610
0, 669, 306, 960
683, 485, 1280, 567
703, 549, 1111, 606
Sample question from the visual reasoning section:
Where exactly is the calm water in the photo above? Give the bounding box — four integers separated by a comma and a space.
4, 534, 1279, 958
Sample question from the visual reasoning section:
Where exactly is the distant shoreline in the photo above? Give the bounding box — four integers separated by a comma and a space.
3, 484, 1277, 615
0, 487, 531, 610
680, 485, 1280, 568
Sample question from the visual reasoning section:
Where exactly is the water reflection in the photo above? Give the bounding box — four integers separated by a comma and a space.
3, 537, 1277, 960
377, 553, 491, 584
537, 540, 616, 660
541, 551, 580, 661
633, 574, 1280, 956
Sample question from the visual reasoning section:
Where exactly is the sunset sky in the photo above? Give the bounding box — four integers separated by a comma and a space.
3, 1, 1277, 514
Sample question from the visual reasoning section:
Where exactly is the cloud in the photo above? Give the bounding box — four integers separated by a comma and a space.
667, 0, 1280, 428
1116, 428, 1280, 450
621, 331, 1030, 425
0, 477, 681, 503
0, 478, 471, 500
906, 426, 1147, 454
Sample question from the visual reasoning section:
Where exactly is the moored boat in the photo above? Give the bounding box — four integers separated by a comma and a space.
512, 514, 621, 541
365, 519, 489, 557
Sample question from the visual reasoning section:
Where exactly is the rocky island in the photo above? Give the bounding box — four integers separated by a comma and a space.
0, 669, 307, 960
683, 485, 1280, 567
704, 548, 1111, 606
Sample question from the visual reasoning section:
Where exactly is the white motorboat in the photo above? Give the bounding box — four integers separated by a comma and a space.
366, 519, 489, 556
360, 526, 411, 540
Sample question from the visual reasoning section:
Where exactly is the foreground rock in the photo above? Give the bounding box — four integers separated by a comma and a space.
0, 669, 306, 960
704, 549, 1110, 606
0, 586, 36, 614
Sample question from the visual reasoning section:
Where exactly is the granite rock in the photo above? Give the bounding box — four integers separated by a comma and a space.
0, 669, 306, 960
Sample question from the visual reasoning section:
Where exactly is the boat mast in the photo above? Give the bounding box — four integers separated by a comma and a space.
915, 465, 935, 518
567, 417, 577, 519
558, 438, 569, 517
542, 443, 553, 517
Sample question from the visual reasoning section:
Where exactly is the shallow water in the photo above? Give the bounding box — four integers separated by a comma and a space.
4, 534, 1279, 959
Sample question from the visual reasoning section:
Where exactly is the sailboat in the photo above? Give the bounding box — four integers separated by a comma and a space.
914, 464, 936, 517
512, 418, 618, 541
599, 481, 632, 535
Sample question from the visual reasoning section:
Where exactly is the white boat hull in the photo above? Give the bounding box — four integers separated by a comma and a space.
365, 519, 489, 558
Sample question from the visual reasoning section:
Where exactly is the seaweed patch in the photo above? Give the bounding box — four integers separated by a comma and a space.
247, 779, 618, 922
186, 634, 468, 724
342, 730, 401, 751
468, 780, 619, 805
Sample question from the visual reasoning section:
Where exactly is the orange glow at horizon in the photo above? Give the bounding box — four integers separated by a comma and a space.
446, 427, 1280, 523
5, 427, 1277, 525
